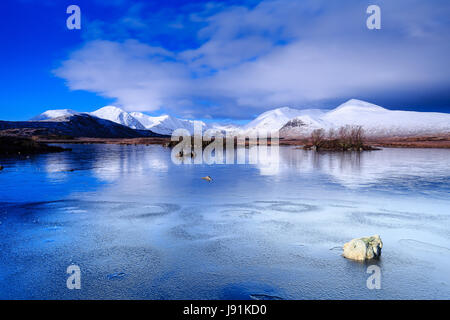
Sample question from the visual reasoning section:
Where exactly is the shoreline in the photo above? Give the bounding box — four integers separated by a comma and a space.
36, 136, 450, 149
37, 137, 170, 145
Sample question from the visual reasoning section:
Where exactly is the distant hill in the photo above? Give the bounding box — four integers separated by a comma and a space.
0, 113, 165, 138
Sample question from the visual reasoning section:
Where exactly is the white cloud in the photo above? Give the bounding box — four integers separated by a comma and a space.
55, 40, 191, 111
54, 0, 450, 118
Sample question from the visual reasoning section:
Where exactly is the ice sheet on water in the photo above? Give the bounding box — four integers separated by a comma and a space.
250, 294, 284, 300
107, 272, 126, 280
170, 224, 217, 241
349, 209, 449, 229
1, 145, 450, 299
399, 239, 450, 254
219, 209, 262, 218
116, 203, 180, 219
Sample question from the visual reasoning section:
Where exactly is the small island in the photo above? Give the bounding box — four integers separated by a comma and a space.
302, 125, 379, 151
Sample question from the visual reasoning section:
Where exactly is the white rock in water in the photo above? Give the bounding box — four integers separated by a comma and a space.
343, 235, 383, 261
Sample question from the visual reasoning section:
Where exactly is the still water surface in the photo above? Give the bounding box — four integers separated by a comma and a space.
0, 144, 449, 299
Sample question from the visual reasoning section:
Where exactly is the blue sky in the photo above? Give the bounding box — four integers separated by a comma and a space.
1, 0, 449, 121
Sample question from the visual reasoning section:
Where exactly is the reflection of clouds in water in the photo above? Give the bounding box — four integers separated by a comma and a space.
256, 147, 316, 176
322, 149, 450, 189
93, 146, 168, 182
254, 146, 280, 176
193, 145, 281, 175
262, 147, 450, 189
45, 152, 71, 181
315, 152, 366, 188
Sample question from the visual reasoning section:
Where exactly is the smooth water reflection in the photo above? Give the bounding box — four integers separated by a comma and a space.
0, 144, 449, 299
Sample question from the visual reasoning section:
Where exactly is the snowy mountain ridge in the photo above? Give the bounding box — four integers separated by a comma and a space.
33, 99, 450, 137
318, 99, 450, 137
130, 112, 207, 135
90, 106, 146, 130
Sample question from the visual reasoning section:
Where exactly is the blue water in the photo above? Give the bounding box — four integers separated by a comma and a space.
0, 144, 449, 299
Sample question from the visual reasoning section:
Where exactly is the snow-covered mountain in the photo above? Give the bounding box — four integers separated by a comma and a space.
32, 109, 79, 121
244, 107, 307, 132
279, 115, 331, 138
242, 107, 326, 135
130, 112, 207, 135
11, 113, 161, 138
207, 123, 242, 135
32, 106, 207, 135
31, 99, 450, 138
91, 106, 146, 130
320, 99, 450, 137
278, 99, 450, 138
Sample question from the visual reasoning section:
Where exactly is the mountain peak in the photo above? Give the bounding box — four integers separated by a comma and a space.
244, 106, 305, 132
274, 106, 296, 112
334, 99, 387, 112
266, 106, 299, 115
31, 109, 79, 121
91, 106, 145, 130
92, 105, 125, 114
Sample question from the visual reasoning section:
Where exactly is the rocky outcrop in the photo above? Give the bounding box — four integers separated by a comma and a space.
343, 235, 383, 261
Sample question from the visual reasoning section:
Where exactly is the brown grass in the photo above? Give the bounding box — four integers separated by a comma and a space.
28, 134, 450, 149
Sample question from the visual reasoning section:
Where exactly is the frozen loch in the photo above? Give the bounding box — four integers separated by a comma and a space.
0, 144, 449, 299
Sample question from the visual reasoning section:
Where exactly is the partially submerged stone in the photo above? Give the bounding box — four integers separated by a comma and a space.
343, 235, 383, 261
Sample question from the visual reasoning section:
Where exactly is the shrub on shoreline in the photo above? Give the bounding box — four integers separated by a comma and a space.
305, 125, 378, 151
